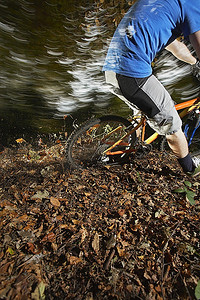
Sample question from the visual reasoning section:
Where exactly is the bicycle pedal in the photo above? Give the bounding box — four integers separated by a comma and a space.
135, 144, 152, 158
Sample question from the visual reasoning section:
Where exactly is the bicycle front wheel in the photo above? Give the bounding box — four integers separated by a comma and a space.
66, 115, 136, 169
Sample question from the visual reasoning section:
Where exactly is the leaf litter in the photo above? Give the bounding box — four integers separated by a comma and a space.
0, 140, 199, 300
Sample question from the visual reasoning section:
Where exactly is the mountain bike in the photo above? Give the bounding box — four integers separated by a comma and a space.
65, 97, 200, 169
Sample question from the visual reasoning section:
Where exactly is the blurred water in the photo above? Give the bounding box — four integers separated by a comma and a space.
0, 0, 199, 144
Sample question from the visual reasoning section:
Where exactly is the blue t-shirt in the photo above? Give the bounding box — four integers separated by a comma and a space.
103, 0, 200, 77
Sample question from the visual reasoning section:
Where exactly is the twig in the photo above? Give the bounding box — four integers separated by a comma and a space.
179, 271, 192, 300
162, 221, 181, 253
17, 253, 44, 269
160, 221, 181, 300
104, 248, 115, 270
162, 264, 171, 283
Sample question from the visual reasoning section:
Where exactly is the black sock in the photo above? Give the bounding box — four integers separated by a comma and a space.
177, 153, 195, 173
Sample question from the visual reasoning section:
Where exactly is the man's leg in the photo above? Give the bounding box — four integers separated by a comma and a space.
166, 129, 195, 173
166, 129, 189, 158
115, 73, 199, 174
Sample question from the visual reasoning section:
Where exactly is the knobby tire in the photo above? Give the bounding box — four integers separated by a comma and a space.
65, 115, 136, 169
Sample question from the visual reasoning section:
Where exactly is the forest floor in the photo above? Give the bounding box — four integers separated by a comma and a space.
0, 140, 200, 300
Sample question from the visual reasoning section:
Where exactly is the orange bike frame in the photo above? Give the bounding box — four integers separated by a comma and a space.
145, 97, 200, 144
104, 97, 200, 156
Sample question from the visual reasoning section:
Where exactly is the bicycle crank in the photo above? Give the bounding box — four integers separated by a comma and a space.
135, 143, 152, 158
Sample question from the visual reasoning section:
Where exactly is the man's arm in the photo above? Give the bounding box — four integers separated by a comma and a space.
165, 39, 197, 65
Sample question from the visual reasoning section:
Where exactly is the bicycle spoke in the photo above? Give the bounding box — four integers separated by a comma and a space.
66, 116, 136, 169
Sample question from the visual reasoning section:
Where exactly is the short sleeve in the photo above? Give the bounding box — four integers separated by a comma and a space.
182, 0, 200, 37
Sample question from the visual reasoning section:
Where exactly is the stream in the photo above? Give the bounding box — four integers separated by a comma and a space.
0, 0, 199, 145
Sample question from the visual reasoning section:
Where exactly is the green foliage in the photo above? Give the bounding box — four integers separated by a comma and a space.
195, 280, 200, 300
31, 281, 46, 300
173, 181, 197, 205
7, 247, 15, 255
136, 170, 142, 183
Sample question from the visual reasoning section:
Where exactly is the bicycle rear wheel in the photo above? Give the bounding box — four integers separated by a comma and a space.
66, 115, 136, 169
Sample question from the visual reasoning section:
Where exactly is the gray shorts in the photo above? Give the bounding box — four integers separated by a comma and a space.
105, 71, 182, 136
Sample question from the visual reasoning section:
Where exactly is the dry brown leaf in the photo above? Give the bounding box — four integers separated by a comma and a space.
26, 242, 40, 254
76, 185, 85, 190
50, 197, 60, 207
41, 232, 56, 243
85, 192, 92, 197
80, 227, 88, 244
72, 219, 81, 225
126, 285, 133, 293
155, 285, 162, 292
0, 261, 12, 274
100, 185, 108, 190
16, 138, 26, 143
118, 209, 125, 217
117, 246, 125, 257
51, 243, 58, 252
92, 232, 100, 253
69, 256, 82, 265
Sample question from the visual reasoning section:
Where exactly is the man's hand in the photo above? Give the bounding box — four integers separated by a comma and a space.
192, 60, 200, 80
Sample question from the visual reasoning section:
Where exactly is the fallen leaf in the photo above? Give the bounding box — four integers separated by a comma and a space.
31, 281, 46, 300
7, 247, 15, 255
92, 232, 100, 253
117, 246, 125, 257
85, 192, 92, 197
16, 138, 26, 143
50, 197, 61, 207
26, 242, 39, 254
69, 256, 82, 265
126, 285, 133, 293
155, 285, 162, 292
80, 227, 88, 244
41, 232, 56, 243
106, 234, 116, 249
31, 190, 49, 200
118, 209, 125, 217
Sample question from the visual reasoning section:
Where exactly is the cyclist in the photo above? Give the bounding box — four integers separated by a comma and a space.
103, 0, 200, 176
